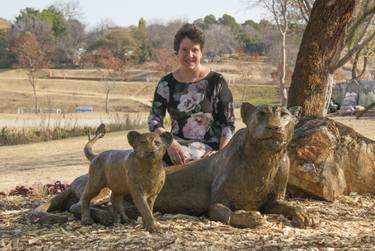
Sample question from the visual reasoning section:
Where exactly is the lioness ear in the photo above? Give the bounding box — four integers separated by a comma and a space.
160, 132, 173, 147
127, 131, 141, 147
288, 106, 302, 120
240, 102, 256, 124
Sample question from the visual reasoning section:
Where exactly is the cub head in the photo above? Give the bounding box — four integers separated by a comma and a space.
240, 102, 302, 151
127, 131, 173, 160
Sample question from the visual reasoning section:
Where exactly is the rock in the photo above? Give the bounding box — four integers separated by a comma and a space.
288, 116, 375, 201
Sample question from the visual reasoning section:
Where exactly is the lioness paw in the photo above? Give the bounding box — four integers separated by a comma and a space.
290, 207, 315, 228
230, 210, 266, 228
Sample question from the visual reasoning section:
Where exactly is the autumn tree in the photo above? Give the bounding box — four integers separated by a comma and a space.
153, 48, 177, 73
80, 48, 124, 113
87, 29, 136, 61
12, 32, 51, 113
0, 19, 15, 68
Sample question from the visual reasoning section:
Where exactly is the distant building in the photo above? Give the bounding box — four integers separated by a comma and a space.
75, 106, 93, 113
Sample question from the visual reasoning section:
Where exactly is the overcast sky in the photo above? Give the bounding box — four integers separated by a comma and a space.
0, 0, 267, 28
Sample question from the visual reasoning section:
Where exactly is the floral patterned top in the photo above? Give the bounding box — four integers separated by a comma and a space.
148, 71, 235, 150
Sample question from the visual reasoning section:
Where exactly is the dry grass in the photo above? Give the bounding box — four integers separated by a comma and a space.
0, 59, 282, 114
0, 112, 149, 146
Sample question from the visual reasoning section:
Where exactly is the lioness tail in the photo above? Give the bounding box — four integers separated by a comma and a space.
84, 123, 106, 161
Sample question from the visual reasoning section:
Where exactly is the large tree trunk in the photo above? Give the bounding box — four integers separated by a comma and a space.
287, 0, 356, 116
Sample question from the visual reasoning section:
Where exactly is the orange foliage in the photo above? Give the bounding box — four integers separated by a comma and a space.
153, 48, 177, 73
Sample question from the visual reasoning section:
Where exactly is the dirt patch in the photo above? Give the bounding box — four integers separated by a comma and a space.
0, 129, 148, 193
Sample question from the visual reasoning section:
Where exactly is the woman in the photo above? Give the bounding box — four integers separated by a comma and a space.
148, 23, 235, 165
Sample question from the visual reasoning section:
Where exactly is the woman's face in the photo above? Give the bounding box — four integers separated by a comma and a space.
177, 37, 202, 71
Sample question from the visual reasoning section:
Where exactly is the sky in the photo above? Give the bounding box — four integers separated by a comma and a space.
0, 0, 267, 29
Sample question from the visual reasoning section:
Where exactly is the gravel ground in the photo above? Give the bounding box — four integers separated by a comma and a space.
1, 193, 374, 250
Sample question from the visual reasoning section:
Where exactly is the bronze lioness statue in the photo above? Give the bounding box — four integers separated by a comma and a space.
34, 103, 313, 228
81, 128, 172, 232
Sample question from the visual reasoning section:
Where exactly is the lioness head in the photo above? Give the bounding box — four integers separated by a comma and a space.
241, 102, 301, 151
127, 131, 173, 160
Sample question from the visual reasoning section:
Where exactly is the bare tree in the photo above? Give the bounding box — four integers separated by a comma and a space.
12, 32, 51, 113
249, 0, 295, 105
13, 15, 53, 43
205, 24, 240, 56
147, 20, 185, 49
80, 48, 124, 113
51, 0, 84, 21
54, 19, 86, 64
288, 0, 375, 116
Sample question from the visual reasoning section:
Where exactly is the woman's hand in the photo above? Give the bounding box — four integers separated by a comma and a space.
167, 139, 186, 165
203, 150, 217, 158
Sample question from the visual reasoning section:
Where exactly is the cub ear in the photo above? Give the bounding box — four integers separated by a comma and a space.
240, 102, 256, 125
127, 131, 141, 147
160, 132, 173, 147
288, 106, 302, 120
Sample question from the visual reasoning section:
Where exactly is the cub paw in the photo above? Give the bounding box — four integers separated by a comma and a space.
81, 215, 94, 225
145, 222, 162, 233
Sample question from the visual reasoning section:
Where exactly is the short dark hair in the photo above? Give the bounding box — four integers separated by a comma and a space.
173, 23, 205, 54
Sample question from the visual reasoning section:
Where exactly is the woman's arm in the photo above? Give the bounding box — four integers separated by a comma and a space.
219, 136, 231, 150
149, 80, 186, 165
217, 75, 235, 147
148, 80, 169, 132
204, 75, 235, 157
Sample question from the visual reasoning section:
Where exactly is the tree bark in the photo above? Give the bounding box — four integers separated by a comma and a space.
287, 0, 356, 116
28, 71, 39, 114
280, 31, 288, 106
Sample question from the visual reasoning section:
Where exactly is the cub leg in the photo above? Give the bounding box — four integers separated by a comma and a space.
209, 203, 265, 228
132, 194, 159, 233
81, 183, 103, 225
111, 192, 133, 224
147, 194, 158, 213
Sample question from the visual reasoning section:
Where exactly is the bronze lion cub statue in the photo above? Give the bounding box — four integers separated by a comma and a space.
81, 126, 172, 233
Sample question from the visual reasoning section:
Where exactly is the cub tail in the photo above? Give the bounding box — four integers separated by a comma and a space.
84, 123, 106, 161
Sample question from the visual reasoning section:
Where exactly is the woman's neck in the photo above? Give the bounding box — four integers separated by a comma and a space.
174, 65, 209, 83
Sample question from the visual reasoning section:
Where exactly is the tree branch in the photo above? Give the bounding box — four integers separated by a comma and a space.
346, 4, 375, 45
331, 29, 375, 71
